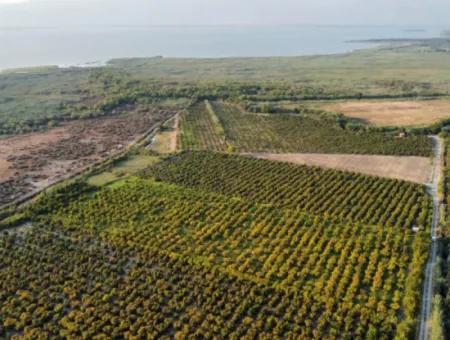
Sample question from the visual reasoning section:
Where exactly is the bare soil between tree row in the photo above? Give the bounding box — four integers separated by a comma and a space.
0, 109, 175, 207
320, 99, 450, 126
247, 153, 432, 184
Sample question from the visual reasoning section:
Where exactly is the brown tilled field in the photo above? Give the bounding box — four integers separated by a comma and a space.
249, 153, 432, 184
0, 109, 174, 207
321, 99, 450, 126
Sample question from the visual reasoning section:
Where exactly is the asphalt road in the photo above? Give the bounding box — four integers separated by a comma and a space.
418, 135, 442, 340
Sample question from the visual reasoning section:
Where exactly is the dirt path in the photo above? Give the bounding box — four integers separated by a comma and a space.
418, 135, 442, 340
148, 114, 179, 154
247, 153, 432, 184
171, 114, 179, 152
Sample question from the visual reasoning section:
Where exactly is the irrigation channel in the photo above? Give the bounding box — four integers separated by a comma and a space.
418, 135, 442, 340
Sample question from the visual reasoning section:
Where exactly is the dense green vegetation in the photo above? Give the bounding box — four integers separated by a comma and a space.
0, 157, 431, 338
434, 137, 450, 337
0, 67, 89, 134
3, 42, 450, 137
0, 68, 189, 135
1, 42, 446, 338
178, 101, 228, 152
179, 100, 432, 156
109, 45, 450, 90
147, 151, 431, 227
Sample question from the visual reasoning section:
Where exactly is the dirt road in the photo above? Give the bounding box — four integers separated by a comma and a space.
418, 135, 442, 340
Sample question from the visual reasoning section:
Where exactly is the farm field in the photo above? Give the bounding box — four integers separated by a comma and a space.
248, 153, 432, 184
0, 110, 174, 208
149, 115, 179, 154
178, 101, 227, 152
0, 150, 432, 338
2, 41, 450, 338
147, 152, 431, 227
179, 101, 432, 156
321, 99, 450, 127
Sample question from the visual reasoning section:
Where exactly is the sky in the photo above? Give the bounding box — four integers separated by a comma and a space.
0, 0, 449, 27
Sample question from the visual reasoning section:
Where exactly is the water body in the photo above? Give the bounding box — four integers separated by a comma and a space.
0, 25, 445, 70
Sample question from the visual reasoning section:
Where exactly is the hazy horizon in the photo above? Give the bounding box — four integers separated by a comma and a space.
0, 25, 444, 70
1, 0, 448, 70
1, 0, 450, 27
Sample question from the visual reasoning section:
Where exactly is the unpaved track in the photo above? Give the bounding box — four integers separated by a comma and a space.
148, 114, 179, 154
418, 135, 442, 340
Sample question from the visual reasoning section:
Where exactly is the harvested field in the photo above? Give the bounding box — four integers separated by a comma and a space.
0, 109, 175, 207
321, 100, 450, 126
248, 153, 432, 184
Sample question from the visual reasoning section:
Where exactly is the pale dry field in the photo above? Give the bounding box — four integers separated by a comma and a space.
249, 153, 432, 184
150, 115, 179, 154
321, 100, 450, 126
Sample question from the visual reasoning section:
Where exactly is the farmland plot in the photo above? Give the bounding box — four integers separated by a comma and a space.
248, 153, 432, 184
0, 110, 174, 207
180, 101, 432, 156
6, 168, 430, 339
178, 101, 227, 151
321, 100, 450, 127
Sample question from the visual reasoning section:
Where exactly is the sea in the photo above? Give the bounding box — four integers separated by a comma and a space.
0, 25, 446, 71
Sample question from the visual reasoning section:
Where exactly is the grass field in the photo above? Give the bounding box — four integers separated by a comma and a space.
248, 153, 432, 184
321, 99, 450, 127
87, 154, 159, 186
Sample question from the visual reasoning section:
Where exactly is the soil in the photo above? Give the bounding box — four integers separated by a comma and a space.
0, 109, 175, 207
171, 114, 179, 152
0, 159, 12, 181
321, 100, 450, 126
248, 153, 432, 184
149, 114, 179, 154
